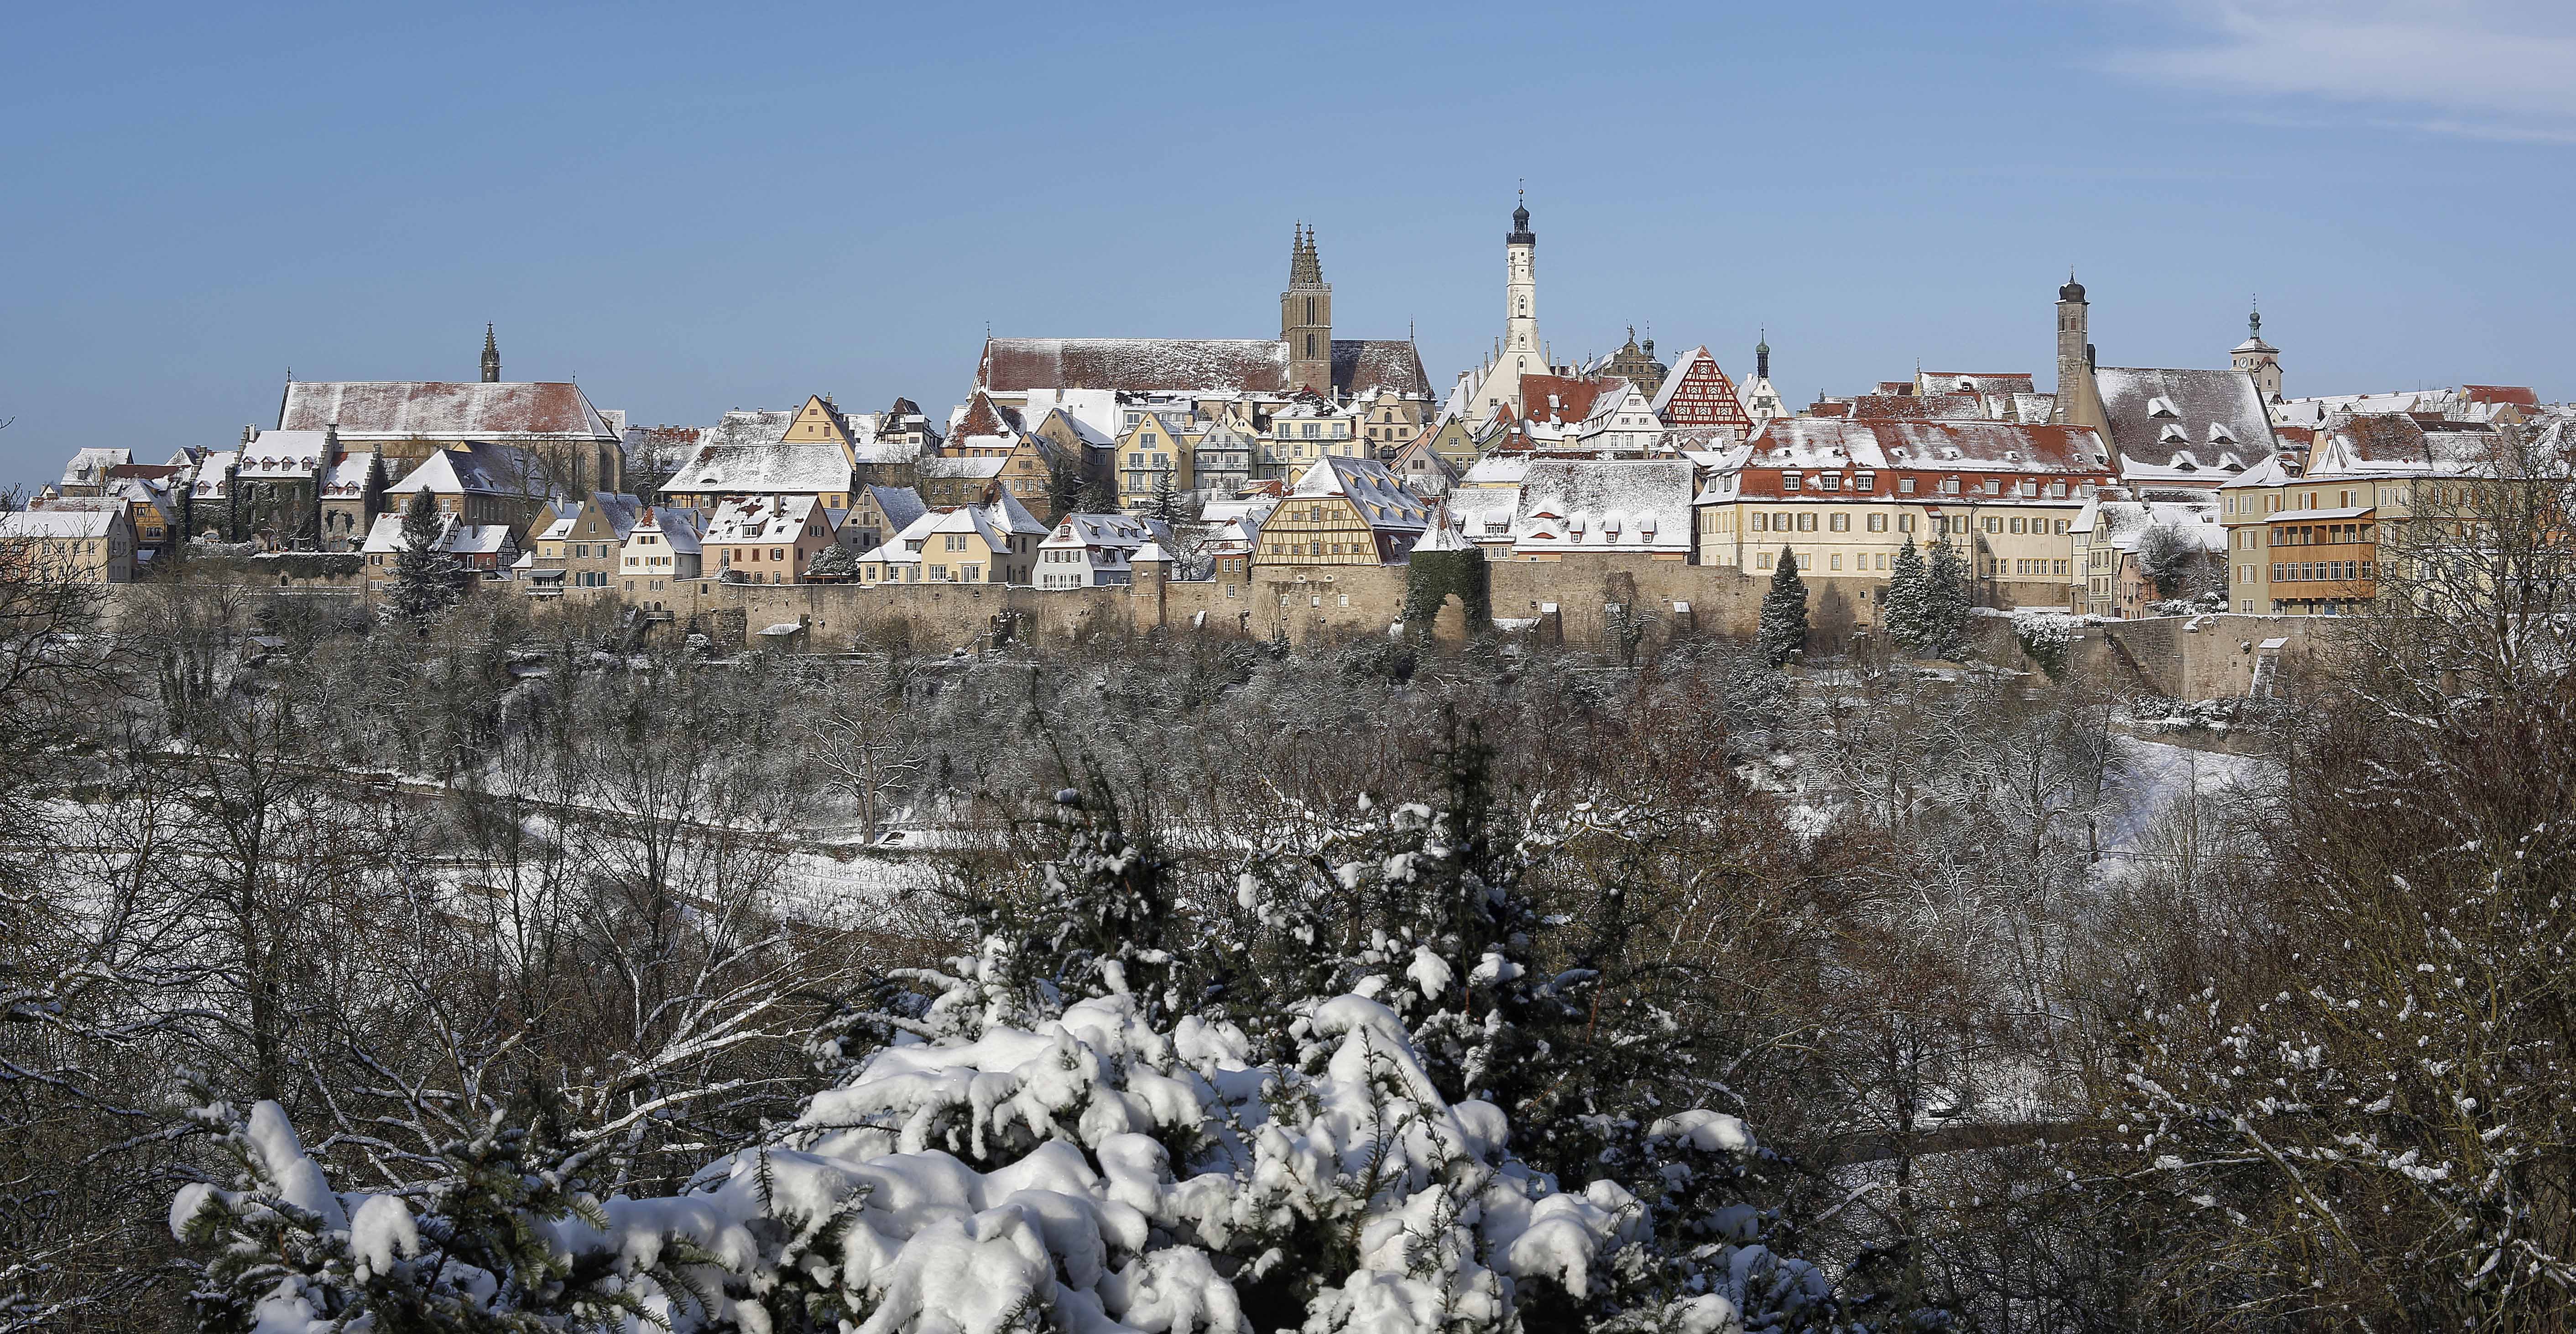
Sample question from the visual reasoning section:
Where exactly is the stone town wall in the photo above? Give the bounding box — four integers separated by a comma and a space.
99, 562, 2313, 697
2054, 614, 2322, 699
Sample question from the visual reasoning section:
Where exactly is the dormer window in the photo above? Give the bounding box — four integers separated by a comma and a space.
2147, 396, 2180, 419
1782, 472, 1801, 491
2159, 424, 2189, 444
1856, 471, 1876, 490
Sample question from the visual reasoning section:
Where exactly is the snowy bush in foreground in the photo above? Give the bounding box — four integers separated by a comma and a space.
170, 769, 1836, 1333
173, 976, 1821, 1333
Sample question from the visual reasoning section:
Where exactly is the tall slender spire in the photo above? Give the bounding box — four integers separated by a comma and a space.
1290, 222, 1322, 286
480, 323, 501, 383
2248, 293, 2262, 339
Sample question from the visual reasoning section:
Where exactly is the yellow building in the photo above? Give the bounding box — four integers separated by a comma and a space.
1692, 419, 2112, 608
1116, 412, 1198, 509
0, 507, 135, 583
1255, 403, 1367, 481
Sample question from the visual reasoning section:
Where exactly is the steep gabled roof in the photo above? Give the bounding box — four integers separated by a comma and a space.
864, 485, 928, 531
1650, 347, 1752, 428
385, 442, 555, 498
1329, 339, 1433, 399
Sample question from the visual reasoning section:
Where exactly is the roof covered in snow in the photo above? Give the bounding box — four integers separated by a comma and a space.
236, 430, 332, 479
864, 485, 928, 532
629, 505, 704, 555
704, 494, 830, 546
1508, 460, 1695, 557
59, 448, 133, 490
977, 337, 1430, 400
1747, 417, 2113, 475
1290, 456, 1431, 532
2092, 367, 2279, 482
360, 511, 514, 555
665, 438, 853, 495
281, 381, 619, 443
1, 509, 121, 539
385, 442, 555, 498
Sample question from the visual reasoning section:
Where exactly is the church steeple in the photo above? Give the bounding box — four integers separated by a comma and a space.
2232, 294, 2283, 402
1282, 222, 1333, 395
480, 323, 501, 383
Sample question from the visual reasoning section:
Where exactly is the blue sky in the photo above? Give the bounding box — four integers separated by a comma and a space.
6, 0, 2573, 486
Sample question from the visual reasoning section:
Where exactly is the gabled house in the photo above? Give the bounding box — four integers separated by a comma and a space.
2, 506, 135, 582
840, 485, 929, 555
657, 407, 859, 512
855, 492, 1045, 586
1116, 412, 1199, 508
1255, 456, 1431, 567
1382, 433, 1460, 498
619, 506, 704, 608
522, 492, 647, 593
1651, 346, 1753, 432
704, 495, 842, 584
1191, 418, 1259, 501
360, 511, 516, 589
1035, 513, 1174, 589
383, 441, 558, 541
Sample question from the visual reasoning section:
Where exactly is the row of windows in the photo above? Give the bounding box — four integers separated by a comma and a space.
2269, 522, 2372, 546
1266, 542, 1373, 557
1740, 511, 2070, 537
1781, 472, 2089, 500
2254, 560, 2374, 582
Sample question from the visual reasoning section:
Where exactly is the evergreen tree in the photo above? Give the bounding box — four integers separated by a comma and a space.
388, 489, 464, 627
1146, 473, 1183, 526
1074, 476, 1121, 515
1883, 535, 1930, 653
1922, 536, 1972, 659
1758, 547, 1810, 665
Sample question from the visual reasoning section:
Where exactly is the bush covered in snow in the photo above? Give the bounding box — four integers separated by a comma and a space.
2006, 611, 2083, 679
170, 740, 1840, 1334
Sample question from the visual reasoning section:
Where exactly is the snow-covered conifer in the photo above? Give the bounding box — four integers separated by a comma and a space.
1920, 538, 1971, 659
1882, 537, 1929, 654
1758, 549, 1810, 666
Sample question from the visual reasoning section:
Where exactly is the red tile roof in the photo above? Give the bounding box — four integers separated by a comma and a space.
1516, 374, 1614, 425
2463, 384, 2540, 407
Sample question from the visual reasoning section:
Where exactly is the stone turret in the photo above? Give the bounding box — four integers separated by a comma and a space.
2053, 273, 2103, 430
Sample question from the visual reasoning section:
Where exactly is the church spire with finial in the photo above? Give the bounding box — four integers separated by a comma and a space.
480, 323, 501, 383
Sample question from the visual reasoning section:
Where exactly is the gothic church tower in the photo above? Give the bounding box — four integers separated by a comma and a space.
1282, 224, 1333, 395
481, 323, 501, 383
